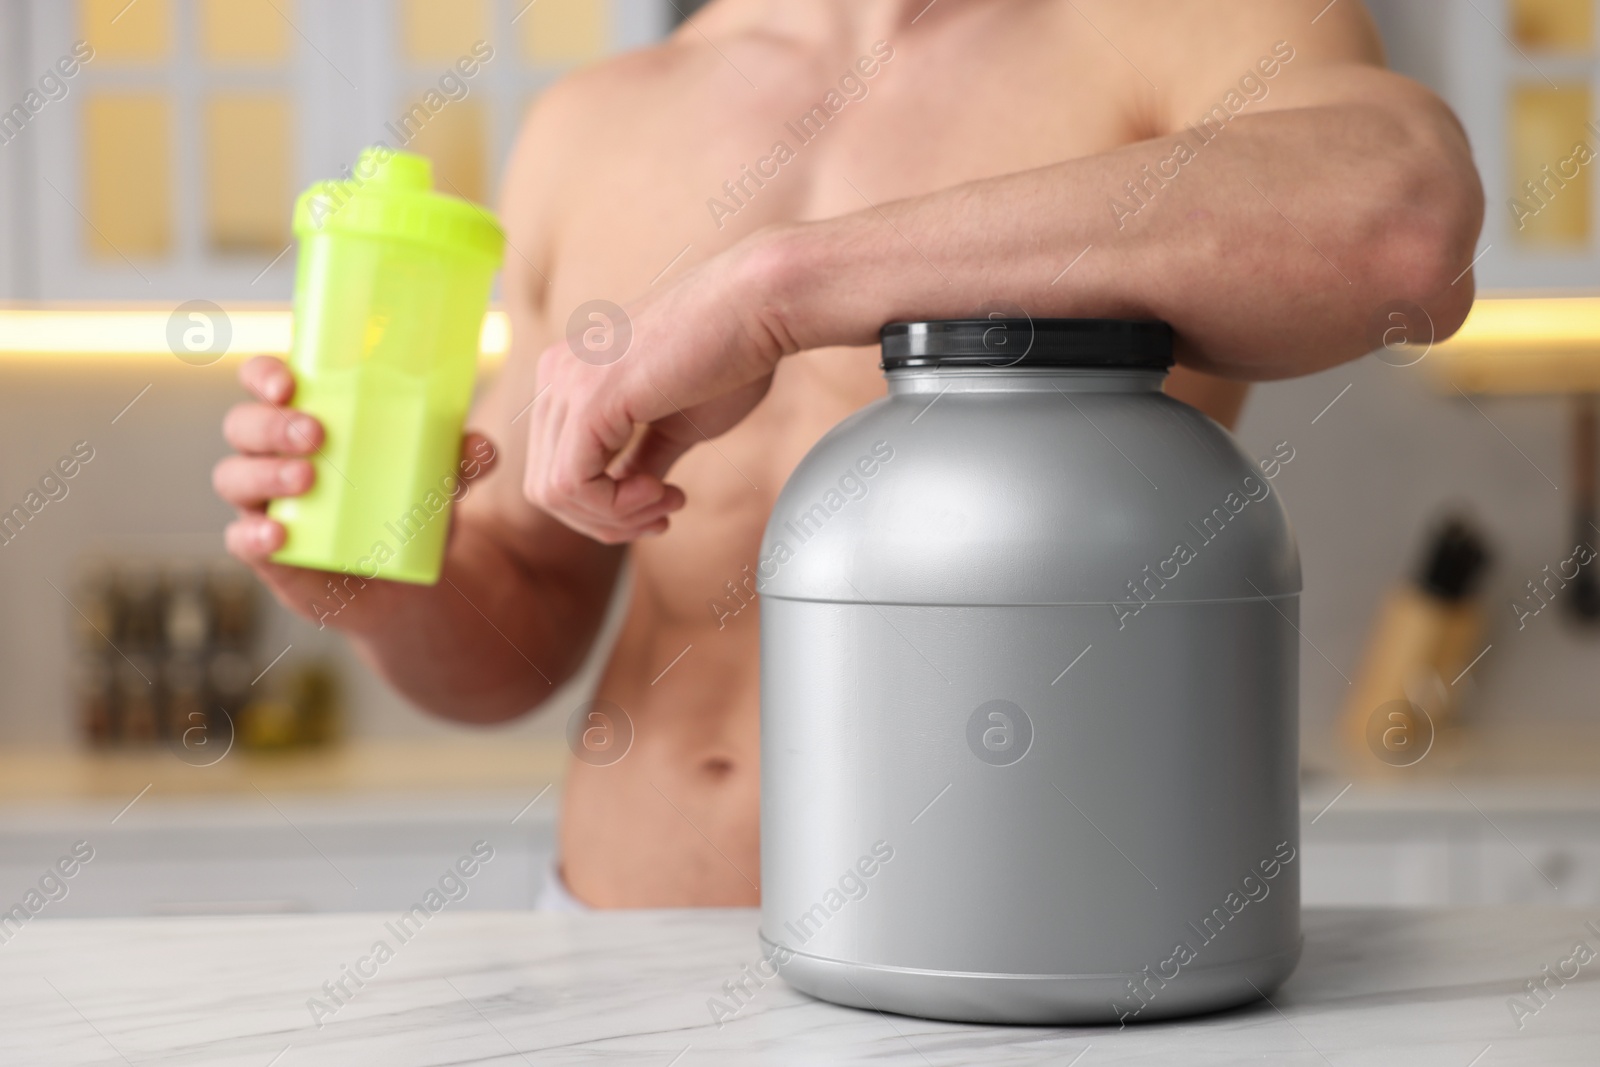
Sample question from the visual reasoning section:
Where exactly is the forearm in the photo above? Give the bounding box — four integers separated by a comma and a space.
753, 84, 1483, 379
339, 518, 622, 723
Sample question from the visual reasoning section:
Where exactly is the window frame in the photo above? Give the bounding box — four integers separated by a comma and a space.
14, 0, 670, 302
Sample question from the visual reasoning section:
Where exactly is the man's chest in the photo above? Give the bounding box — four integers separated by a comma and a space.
543, 23, 1147, 308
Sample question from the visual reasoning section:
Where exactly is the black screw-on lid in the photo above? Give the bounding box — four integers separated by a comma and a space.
881, 318, 1174, 370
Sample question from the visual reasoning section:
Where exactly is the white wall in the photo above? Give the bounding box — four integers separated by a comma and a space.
12, 0, 674, 303
0, 0, 32, 300
1238, 352, 1598, 752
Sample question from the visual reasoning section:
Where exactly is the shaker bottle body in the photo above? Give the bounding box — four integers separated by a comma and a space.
267, 149, 503, 585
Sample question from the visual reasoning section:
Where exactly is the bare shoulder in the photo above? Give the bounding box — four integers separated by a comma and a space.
502, 18, 808, 179
1070, 0, 1389, 126
1080, 0, 1383, 63
514, 33, 726, 135
500, 28, 799, 241
498, 40, 708, 217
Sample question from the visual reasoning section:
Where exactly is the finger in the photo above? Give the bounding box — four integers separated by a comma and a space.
239, 355, 295, 405
223, 402, 324, 456
568, 466, 686, 532
601, 480, 686, 530
528, 469, 641, 541
524, 367, 661, 535
544, 398, 649, 524
613, 425, 697, 487
529, 398, 609, 527
610, 471, 683, 516
213, 455, 315, 509
589, 516, 672, 545
549, 471, 649, 534
225, 514, 286, 561
585, 512, 675, 545
528, 390, 568, 504
459, 431, 499, 482
565, 481, 687, 544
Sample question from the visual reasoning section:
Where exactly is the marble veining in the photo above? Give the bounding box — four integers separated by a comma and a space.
0, 907, 1595, 1065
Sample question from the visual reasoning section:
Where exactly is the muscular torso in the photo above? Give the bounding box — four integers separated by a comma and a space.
528, 1, 1244, 905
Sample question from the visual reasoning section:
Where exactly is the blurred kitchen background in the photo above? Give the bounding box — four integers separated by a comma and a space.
0, 0, 1597, 916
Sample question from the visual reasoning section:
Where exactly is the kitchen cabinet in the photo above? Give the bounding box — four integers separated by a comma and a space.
1301, 778, 1600, 906
0, 793, 559, 917
3, 781, 1598, 917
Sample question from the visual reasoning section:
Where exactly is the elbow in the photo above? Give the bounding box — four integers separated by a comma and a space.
1360, 106, 1486, 343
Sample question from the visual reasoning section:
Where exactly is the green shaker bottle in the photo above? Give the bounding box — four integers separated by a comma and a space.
268, 147, 504, 585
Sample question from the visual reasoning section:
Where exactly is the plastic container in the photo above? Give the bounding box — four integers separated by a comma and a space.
758, 319, 1303, 1024
268, 148, 504, 585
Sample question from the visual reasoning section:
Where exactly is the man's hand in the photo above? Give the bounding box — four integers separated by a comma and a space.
522, 243, 791, 543
215, 356, 498, 629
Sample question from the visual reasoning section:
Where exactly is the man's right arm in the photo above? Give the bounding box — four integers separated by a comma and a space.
214, 102, 624, 725
354, 351, 626, 724
215, 357, 623, 725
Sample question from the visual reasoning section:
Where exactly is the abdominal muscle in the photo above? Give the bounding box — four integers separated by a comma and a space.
557, 599, 765, 908
550, 347, 877, 908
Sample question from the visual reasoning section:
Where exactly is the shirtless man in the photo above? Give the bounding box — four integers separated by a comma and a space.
214, 0, 1482, 907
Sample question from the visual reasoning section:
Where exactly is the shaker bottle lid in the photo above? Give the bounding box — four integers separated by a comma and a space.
881, 318, 1174, 370
292, 147, 505, 264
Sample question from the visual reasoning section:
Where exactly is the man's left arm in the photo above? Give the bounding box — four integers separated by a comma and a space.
524, 1, 1484, 542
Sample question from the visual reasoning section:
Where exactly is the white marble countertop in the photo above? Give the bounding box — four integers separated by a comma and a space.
2, 907, 1596, 1065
